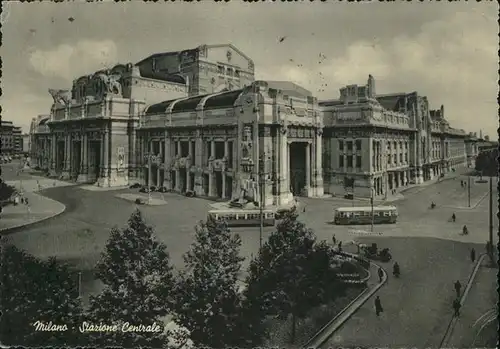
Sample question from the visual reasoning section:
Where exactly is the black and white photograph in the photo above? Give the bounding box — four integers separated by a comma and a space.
0, 1, 498, 348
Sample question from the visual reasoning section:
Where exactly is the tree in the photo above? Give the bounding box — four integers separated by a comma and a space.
0, 181, 15, 202
174, 217, 256, 348
475, 148, 498, 177
244, 209, 339, 344
86, 209, 175, 348
0, 244, 84, 346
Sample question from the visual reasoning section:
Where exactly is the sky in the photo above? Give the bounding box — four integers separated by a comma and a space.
1, 1, 498, 136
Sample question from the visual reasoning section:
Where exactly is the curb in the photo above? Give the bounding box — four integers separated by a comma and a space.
302, 261, 387, 349
0, 193, 66, 235
443, 190, 490, 210
439, 253, 487, 348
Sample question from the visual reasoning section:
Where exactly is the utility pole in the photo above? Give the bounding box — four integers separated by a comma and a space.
488, 176, 494, 265
370, 187, 375, 233
259, 171, 264, 250
468, 175, 471, 208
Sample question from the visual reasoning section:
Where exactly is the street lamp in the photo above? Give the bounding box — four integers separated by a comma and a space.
143, 152, 159, 204
488, 176, 494, 266
241, 152, 269, 250
370, 175, 375, 233
467, 174, 471, 208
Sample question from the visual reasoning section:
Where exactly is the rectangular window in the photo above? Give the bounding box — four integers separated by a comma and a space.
206, 141, 212, 159
399, 153, 403, 163
405, 153, 408, 162
347, 156, 353, 168
234, 70, 240, 78
228, 141, 234, 168
191, 141, 196, 163
356, 156, 362, 168
347, 141, 353, 151
215, 142, 225, 159
355, 140, 362, 150
181, 141, 189, 157
339, 155, 344, 168
388, 154, 392, 165
339, 140, 344, 151
393, 141, 397, 150
217, 65, 224, 74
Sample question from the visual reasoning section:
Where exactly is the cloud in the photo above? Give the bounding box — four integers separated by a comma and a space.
256, 10, 497, 132
28, 39, 118, 81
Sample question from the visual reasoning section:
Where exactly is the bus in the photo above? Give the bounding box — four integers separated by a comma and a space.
333, 206, 398, 225
207, 209, 276, 227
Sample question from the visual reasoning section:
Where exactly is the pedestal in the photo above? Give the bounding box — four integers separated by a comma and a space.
60, 171, 71, 180
77, 173, 89, 183
96, 176, 111, 187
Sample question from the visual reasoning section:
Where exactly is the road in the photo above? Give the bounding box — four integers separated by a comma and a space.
2, 163, 497, 346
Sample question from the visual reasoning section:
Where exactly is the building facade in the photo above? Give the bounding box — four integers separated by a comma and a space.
320, 75, 475, 199
135, 44, 255, 96
1, 121, 14, 155
30, 45, 479, 202
135, 80, 323, 207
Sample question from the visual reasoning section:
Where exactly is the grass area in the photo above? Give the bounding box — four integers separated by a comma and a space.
263, 285, 366, 348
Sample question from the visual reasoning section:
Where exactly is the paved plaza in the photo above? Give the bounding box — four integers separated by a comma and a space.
1, 167, 497, 344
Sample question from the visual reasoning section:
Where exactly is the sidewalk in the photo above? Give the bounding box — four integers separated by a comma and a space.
303, 262, 386, 348
0, 191, 66, 233
446, 258, 498, 347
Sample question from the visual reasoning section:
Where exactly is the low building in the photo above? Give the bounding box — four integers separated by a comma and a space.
12, 126, 22, 154
1, 120, 14, 155
29, 115, 51, 169
137, 80, 323, 207
320, 75, 471, 199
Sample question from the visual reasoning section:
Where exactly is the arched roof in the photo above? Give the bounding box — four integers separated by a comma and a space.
145, 99, 178, 115
204, 89, 243, 110
172, 94, 210, 113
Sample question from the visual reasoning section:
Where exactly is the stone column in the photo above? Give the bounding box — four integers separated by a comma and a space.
209, 140, 216, 196
61, 134, 71, 179
305, 142, 311, 196
50, 134, 57, 175
315, 130, 324, 197
164, 134, 172, 190
97, 130, 110, 187
148, 141, 153, 187
77, 133, 89, 183
208, 172, 214, 197
157, 141, 162, 187
279, 131, 292, 206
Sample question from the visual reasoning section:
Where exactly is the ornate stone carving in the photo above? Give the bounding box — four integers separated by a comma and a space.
97, 73, 122, 96
49, 89, 72, 106
316, 128, 323, 136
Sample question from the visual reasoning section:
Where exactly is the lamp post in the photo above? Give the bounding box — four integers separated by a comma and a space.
144, 152, 158, 204
488, 176, 494, 266
467, 174, 471, 208
370, 175, 375, 233
241, 152, 269, 250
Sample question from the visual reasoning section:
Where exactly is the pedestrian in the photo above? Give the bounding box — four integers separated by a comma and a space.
486, 241, 492, 256
453, 298, 461, 317
303, 205, 306, 213
378, 267, 384, 282
454, 280, 462, 298
24, 197, 29, 206
375, 296, 383, 316
338, 241, 342, 252
470, 248, 476, 263
332, 234, 337, 246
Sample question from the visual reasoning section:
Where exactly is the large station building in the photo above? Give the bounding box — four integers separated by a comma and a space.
29, 44, 478, 203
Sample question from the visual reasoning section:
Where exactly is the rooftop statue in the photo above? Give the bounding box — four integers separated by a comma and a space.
48, 89, 72, 106
96, 72, 123, 96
